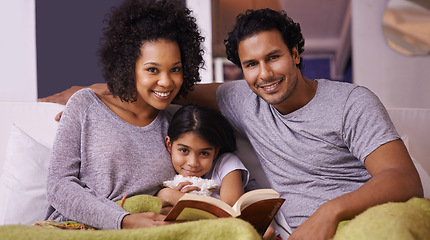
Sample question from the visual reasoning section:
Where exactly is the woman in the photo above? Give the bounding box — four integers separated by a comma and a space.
45, 0, 204, 230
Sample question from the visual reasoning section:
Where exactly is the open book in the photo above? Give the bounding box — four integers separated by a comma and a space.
164, 188, 285, 235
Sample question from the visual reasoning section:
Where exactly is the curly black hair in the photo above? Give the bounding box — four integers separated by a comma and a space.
98, 0, 205, 102
224, 8, 305, 70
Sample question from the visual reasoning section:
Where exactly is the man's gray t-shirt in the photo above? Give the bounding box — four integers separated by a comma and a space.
216, 79, 399, 229
46, 89, 176, 229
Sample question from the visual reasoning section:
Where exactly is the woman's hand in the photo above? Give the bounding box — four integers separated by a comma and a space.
121, 212, 170, 229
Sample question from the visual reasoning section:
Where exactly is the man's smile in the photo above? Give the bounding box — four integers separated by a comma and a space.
257, 77, 284, 93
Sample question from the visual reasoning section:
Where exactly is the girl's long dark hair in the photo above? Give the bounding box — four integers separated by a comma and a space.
167, 104, 237, 157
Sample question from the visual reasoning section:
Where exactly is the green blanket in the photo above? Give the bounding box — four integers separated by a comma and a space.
334, 197, 430, 240
0, 194, 260, 240
0, 218, 260, 240
2, 195, 429, 239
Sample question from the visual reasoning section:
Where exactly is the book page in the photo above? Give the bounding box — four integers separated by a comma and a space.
179, 193, 236, 215
164, 195, 238, 221
233, 189, 280, 212
175, 208, 219, 220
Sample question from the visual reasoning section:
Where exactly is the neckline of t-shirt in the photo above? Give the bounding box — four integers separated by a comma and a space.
86, 89, 164, 130
270, 79, 323, 119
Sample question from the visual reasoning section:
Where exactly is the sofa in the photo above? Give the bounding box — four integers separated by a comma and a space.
0, 101, 429, 239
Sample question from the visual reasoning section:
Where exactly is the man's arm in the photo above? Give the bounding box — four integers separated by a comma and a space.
38, 82, 221, 121
38, 83, 221, 109
38, 83, 110, 105
289, 139, 423, 240
174, 83, 221, 110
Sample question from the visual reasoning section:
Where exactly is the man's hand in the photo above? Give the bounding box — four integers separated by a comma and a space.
38, 83, 110, 105
290, 139, 423, 240
38, 83, 110, 121
121, 212, 170, 229
38, 86, 84, 105
288, 202, 339, 240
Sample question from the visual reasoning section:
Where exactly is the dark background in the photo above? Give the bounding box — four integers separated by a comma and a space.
36, 0, 126, 98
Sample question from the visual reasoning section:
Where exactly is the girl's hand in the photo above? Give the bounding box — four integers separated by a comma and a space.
157, 181, 200, 207
174, 181, 201, 193
121, 212, 170, 229
263, 222, 276, 240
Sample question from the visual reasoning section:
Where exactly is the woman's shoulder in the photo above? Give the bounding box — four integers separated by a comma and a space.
68, 88, 98, 105
59, 89, 100, 123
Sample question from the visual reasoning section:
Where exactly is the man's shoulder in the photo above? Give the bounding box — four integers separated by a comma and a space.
219, 79, 248, 91
317, 79, 358, 90
316, 79, 366, 100
218, 80, 255, 99
318, 79, 378, 102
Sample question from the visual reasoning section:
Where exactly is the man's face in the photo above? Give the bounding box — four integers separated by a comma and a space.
238, 29, 301, 108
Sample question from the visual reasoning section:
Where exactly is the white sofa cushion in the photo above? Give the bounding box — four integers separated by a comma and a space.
0, 125, 51, 225
387, 108, 430, 198
0, 102, 64, 172
0, 102, 64, 225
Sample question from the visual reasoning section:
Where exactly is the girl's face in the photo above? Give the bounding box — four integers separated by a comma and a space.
165, 132, 219, 178
134, 39, 183, 111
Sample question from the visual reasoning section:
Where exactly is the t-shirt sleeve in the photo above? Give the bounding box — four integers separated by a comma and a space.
212, 153, 250, 189
342, 86, 399, 162
216, 80, 251, 135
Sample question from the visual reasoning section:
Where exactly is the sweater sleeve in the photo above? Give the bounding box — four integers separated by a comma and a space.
46, 89, 128, 230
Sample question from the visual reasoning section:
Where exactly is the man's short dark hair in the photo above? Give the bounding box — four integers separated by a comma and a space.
225, 8, 305, 70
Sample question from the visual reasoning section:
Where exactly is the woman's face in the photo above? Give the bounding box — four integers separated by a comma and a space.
134, 39, 183, 110
165, 132, 219, 178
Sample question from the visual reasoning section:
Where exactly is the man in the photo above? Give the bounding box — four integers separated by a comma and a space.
195, 9, 422, 240
40, 8, 423, 240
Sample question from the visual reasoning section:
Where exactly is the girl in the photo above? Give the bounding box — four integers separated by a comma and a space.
45, 0, 204, 230
157, 104, 249, 208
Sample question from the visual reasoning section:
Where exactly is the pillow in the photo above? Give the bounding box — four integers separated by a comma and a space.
401, 135, 430, 198
0, 124, 51, 225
